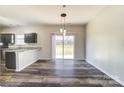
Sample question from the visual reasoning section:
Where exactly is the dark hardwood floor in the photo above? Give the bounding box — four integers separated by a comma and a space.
0, 60, 122, 87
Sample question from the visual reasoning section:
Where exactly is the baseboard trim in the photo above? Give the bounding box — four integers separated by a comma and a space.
39, 58, 51, 60
86, 59, 124, 86
39, 58, 85, 61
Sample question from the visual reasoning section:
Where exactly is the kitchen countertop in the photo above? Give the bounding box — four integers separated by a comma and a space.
0, 47, 42, 52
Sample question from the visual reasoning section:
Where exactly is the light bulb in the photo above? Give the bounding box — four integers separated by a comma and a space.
63, 29, 66, 36
64, 29, 66, 33
60, 28, 63, 33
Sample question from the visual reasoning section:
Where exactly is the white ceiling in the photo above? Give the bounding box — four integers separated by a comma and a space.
0, 5, 105, 26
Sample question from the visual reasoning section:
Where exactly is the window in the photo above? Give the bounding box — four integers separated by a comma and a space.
52, 34, 75, 59
15, 35, 25, 45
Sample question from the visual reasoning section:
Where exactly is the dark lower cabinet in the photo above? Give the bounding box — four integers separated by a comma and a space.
5, 52, 16, 69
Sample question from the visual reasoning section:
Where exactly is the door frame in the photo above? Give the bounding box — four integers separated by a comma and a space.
51, 33, 75, 60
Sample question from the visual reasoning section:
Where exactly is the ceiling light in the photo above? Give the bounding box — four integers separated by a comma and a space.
60, 5, 67, 36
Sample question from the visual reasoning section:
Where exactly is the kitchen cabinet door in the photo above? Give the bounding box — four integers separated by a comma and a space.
24, 33, 37, 43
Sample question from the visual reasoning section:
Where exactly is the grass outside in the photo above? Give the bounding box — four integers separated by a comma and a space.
56, 44, 74, 56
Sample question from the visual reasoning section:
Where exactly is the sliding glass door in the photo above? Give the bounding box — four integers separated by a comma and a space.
52, 34, 75, 59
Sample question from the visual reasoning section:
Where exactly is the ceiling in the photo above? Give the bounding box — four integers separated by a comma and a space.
0, 5, 105, 27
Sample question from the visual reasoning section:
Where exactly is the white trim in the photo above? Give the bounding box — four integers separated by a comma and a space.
39, 58, 85, 61
51, 33, 75, 60
74, 58, 85, 61
39, 58, 51, 60
86, 59, 124, 86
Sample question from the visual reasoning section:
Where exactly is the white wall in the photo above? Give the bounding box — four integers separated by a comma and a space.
86, 6, 124, 85
0, 25, 85, 60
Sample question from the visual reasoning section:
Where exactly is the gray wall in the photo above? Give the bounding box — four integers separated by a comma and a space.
0, 25, 86, 60
86, 6, 124, 85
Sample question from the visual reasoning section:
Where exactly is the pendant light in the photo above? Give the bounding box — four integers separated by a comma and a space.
60, 5, 67, 36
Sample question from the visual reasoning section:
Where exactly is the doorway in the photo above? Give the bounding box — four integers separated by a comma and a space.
52, 34, 75, 59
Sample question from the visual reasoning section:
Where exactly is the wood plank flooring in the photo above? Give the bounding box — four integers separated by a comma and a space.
0, 60, 122, 87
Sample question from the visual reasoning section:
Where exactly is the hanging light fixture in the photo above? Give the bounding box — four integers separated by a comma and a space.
60, 5, 67, 36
